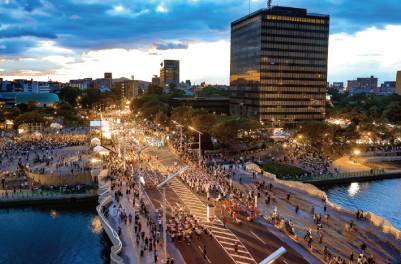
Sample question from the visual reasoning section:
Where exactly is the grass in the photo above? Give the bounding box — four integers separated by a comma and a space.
261, 163, 307, 176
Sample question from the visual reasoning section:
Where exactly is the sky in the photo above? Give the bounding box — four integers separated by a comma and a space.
0, 0, 401, 85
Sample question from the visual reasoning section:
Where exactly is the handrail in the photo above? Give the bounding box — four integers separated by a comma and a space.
96, 171, 123, 264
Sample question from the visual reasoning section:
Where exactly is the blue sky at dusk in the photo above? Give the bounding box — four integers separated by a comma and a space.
0, 0, 401, 84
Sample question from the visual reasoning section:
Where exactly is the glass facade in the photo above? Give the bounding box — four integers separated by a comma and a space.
160, 60, 180, 88
230, 6, 330, 126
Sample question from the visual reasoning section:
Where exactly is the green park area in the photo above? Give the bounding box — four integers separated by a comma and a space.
262, 163, 307, 176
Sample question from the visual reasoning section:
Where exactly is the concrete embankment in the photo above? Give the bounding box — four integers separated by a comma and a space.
303, 172, 401, 186
0, 194, 98, 207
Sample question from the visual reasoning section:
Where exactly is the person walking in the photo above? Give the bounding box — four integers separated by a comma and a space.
234, 242, 239, 254
154, 250, 158, 263
203, 245, 207, 259
223, 216, 227, 227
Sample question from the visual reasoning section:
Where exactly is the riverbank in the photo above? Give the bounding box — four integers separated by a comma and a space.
302, 171, 401, 186
234, 167, 401, 263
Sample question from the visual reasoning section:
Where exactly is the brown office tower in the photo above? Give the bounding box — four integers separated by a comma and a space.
230, 6, 330, 126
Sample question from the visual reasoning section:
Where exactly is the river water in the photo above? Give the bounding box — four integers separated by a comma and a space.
0, 202, 111, 264
319, 178, 401, 231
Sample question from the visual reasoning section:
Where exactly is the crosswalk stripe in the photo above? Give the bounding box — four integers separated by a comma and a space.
230, 254, 255, 260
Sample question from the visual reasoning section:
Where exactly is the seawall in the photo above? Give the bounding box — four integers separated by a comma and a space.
303, 172, 401, 186
0, 194, 98, 207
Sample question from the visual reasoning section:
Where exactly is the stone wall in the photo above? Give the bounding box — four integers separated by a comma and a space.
27, 171, 93, 186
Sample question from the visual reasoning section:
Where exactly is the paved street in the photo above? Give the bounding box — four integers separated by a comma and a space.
144, 146, 316, 264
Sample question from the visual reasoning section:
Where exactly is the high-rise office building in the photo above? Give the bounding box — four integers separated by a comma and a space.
160, 60, 179, 88
152, 75, 161, 86
396, 71, 401, 95
230, 6, 329, 125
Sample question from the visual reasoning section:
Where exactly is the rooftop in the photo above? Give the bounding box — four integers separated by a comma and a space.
232, 6, 329, 25
15, 93, 59, 103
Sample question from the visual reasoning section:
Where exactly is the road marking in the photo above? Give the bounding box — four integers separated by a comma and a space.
230, 254, 255, 260
120, 200, 141, 264
250, 230, 266, 244
210, 230, 237, 237
168, 177, 257, 264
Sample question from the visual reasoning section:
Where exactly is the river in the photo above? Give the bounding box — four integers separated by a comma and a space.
0, 202, 111, 264
319, 178, 401, 231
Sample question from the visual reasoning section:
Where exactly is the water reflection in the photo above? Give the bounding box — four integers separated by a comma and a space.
50, 209, 59, 219
348, 182, 359, 196
91, 216, 103, 235
320, 178, 401, 231
0, 202, 111, 264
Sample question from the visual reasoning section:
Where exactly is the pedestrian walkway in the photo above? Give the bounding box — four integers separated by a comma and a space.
106, 183, 165, 264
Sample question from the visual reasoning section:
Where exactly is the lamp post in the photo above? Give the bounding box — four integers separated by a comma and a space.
172, 120, 183, 152
135, 143, 152, 200
189, 126, 203, 167
157, 165, 190, 262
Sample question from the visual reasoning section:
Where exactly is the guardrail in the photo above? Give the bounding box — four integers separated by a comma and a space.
96, 172, 123, 264
1, 188, 97, 198
283, 169, 385, 181
356, 160, 382, 170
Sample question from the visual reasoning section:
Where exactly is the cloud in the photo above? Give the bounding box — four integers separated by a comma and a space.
106, 5, 149, 17
69, 15, 81, 20
328, 25, 401, 84
0, 45, 6, 49
154, 42, 188, 50
0, 68, 5, 71
156, 5, 167, 13
0, 26, 57, 39
24, 0, 43, 12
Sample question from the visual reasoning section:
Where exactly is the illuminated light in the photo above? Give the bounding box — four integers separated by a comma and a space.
354, 150, 360, 155
348, 182, 360, 197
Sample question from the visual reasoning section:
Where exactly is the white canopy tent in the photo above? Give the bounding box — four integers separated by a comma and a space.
50, 123, 63, 129
91, 138, 101, 145
33, 131, 41, 136
94, 145, 104, 152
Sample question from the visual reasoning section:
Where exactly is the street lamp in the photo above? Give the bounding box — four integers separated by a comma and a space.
135, 143, 153, 200
354, 150, 360, 155
157, 165, 190, 262
189, 126, 203, 167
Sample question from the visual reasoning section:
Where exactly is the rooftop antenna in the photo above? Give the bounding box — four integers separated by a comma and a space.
267, 0, 273, 9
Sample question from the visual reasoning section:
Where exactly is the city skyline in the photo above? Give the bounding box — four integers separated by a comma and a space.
0, 0, 401, 84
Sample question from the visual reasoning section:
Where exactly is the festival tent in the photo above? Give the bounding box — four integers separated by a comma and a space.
33, 131, 41, 136
94, 145, 104, 152
50, 123, 63, 129
244, 162, 263, 173
91, 138, 101, 145
99, 148, 110, 155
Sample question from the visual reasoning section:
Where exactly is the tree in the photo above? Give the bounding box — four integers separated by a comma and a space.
138, 88, 144, 96
27, 100, 37, 109
13, 112, 48, 129
386, 103, 401, 124
153, 85, 164, 95
146, 84, 155, 95
369, 106, 381, 121
17, 103, 29, 113
169, 83, 178, 93
57, 86, 82, 105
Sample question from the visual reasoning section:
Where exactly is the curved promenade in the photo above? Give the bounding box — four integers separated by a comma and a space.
96, 169, 123, 264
